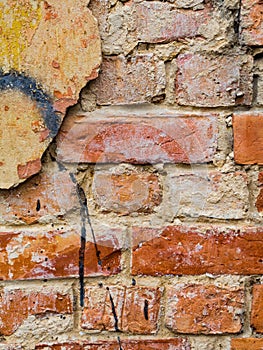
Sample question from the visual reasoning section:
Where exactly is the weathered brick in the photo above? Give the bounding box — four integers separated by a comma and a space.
231, 338, 263, 350
233, 113, 263, 164
166, 285, 244, 334
251, 285, 263, 333
90, 54, 165, 105
0, 229, 121, 280
56, 109, 217, 164
0, 165, 78, 224
256, 172, 263, 212
132, 226, 263, 275
81, 286, 162, 334
0, 288, 72, 335
241, 0, 263, 46
135, 1, 212, 43
176, 54, 253, 107
164, 170, 249, 219
92, 169, 162, 215
36, 339, 190, 349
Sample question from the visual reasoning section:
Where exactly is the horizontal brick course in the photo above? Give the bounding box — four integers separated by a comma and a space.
36, 339, 190, 349
0, 229, 122, 280
132, 226, 263, 275
56, 109, 218, 164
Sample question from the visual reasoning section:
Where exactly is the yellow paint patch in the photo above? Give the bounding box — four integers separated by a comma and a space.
0, 0, 41, 71
0, 89, 50, 188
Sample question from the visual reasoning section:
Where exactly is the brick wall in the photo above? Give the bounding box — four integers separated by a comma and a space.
0, 0, 263, 349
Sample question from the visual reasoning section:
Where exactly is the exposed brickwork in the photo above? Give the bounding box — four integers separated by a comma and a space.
90, 55, 166, 105
0, 288, 72, 335
251, 285, 263, 333
233, 113, 263, 164
81, 286, 162, 334
164, 170, 249, 219
166, 285, 244, 334
0, 229, 122, 280
176, 54, 253, 107
36, 339, 190, 349
0, 165, 78, 224
256, 172, 263, 212
231, 338, 263, 350
241, 0, 263, 46
1, 0, 262, 348
92, 169, 162, 214
134, 1, 212, 43
132, 226, 263, 275
56, 110, 218, 164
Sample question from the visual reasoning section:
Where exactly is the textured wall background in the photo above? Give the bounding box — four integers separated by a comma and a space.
0, 0, 263, 349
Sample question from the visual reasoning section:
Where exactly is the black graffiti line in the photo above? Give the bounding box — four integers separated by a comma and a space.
56, 161, 101, 307
106, 287, 120, 332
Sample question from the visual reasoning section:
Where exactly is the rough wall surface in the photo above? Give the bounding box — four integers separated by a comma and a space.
0, 0, 263, 349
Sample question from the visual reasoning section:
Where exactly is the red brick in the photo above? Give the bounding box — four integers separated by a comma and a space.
256, 172, 263, 212
0, 229, 121, 280
176, 54, 253, 107
231, 338, 263, 350
81, 286, 162, 334
233, 113, 263, 164
92, 170, 162, 215
241, 0, 263, 46
0, 165, 78, 224
0, 288, 72, 335
132, 226, 263, 275
251, 285, 263, 333
90, 54, 165, 105
36, 339, 190, 349
135, 1, 212, 43
165, 170, 249, 219
56, 109, 217, 164
166, 284, 244, 334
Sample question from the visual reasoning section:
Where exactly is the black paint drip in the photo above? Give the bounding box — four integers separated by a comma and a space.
36, 199, 41, 212
106, 287, 120, 332
56, 161, 101, 307
144, 299, 149, 320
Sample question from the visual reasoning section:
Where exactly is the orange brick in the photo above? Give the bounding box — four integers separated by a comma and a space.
132, 226, 263, 275
233, 113, 263, 164
0, 289, 72, 335
81, 286, 162, 334
251, 285, 263, 333
231, 338, 263, 350
0, 229, 121, 280
92, 170, 162, 214
166, 285, 244, 334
